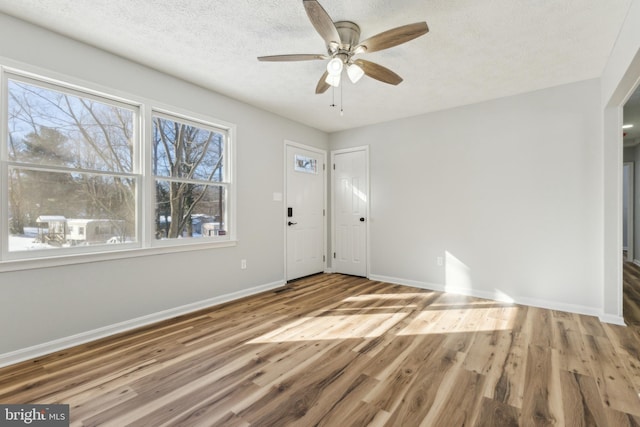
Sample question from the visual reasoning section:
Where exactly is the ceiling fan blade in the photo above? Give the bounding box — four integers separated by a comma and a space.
356, 22, 428, 54
303, 0, 341, 46
258, 54, 326, 62
316, 70, 331, 94
354, 59, 403, 85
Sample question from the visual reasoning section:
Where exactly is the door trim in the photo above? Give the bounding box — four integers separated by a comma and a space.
283, 140, 327, 281
624, 161, 634, 262
330, 145, 370, 278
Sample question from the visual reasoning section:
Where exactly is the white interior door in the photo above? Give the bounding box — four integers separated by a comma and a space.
286, 143, 325, 281
332, 147, 368, 277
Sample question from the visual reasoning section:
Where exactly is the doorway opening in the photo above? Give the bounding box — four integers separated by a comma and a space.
622, 86, 640, 327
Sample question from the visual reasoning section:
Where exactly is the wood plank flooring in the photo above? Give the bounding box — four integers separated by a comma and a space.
624, 260, 640, 328
1, 273, 639, 426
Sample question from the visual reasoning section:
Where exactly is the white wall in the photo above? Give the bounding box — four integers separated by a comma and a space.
330, 79, 603, 314
0, 14, 328, 360
601, 0, 640, 322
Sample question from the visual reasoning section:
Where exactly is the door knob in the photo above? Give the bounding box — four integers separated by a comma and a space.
360, 217, 366, 222
288, 221, 297, 226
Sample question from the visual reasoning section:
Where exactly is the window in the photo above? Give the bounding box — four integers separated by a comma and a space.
1, 69, 234, 265
152, 112, 229, 242
6, 76, 138, 255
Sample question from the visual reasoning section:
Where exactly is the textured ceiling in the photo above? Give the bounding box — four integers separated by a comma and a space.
0, 0, 633, 133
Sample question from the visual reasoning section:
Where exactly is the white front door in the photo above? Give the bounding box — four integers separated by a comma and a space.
285, 143, 325, 281
332, 147, 368, 277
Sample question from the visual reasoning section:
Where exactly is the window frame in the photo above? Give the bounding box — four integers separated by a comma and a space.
148, 109, 233, 248
0, 65, 237, 272
3, 72, 142, 260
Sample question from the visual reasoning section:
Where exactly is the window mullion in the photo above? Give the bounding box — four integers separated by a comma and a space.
142, 105, 153, 249
6, 161, 139, 179
154, 176, 230, 188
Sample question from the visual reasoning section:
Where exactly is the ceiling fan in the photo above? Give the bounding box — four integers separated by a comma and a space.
258, 0, 429, 94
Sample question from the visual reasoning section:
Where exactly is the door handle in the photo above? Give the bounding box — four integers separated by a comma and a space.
360, 217, 366, 222
288, 221, 298, 226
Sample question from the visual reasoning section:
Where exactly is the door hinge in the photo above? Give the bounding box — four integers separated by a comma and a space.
333, 252, 336, 259
323, 209, 325, 216
323, 163, 325, 171
323, 255, 326, 262
333, 164, 336, 170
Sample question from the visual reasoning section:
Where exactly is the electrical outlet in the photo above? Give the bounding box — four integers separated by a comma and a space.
436, 256, 443, 266
241, 259, 247, 269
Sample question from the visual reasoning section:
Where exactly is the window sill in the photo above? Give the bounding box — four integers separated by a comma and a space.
0, 240, 238, 273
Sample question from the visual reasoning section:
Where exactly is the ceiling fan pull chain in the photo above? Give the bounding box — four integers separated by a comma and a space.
330, 85, 336, 108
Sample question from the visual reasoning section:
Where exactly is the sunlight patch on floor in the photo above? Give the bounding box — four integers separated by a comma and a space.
342, 293, 432, 302
247, 312, 408, 343
248, 289, 520, 344
328, 305, 417, 311
397, 306, 518, 335
429, 300, 511, 308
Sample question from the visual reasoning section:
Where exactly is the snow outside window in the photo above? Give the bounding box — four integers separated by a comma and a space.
5, 76, 138, 255
1, 69, 235, 265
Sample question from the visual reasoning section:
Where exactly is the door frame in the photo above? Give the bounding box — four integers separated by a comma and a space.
624, 161, 634, 262
604, 47, 640, 325
330, 145, 370, 278
283, 140, 327, 281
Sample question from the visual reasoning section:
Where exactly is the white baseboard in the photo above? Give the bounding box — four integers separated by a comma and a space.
633, 259, 640, 267
514, 296, 601, 318
369, 274, 610, 322
370, 274, 516, 304
598, 313, 626, 326
0, 279, 285, 369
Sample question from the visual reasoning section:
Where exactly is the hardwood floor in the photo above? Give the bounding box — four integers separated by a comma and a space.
1, 273, 639, 426
624, 260, 640, 328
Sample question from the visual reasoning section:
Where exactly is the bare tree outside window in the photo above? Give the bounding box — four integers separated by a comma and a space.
6, 78, 136, 251
2, 71, 233, 260
152, 115, 226, 240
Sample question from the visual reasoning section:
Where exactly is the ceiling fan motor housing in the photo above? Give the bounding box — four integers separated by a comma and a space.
335, 21, 360, 48
332, 21, 361, 62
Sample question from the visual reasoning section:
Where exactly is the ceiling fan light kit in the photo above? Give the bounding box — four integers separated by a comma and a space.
258, 0, 429, 97
347, 63, 365, 84
325, 73, 341, 88
326, 57, 344, 76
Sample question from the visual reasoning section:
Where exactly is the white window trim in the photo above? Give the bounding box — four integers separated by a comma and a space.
0, 64, 237, 272
149, 109, 233, 246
